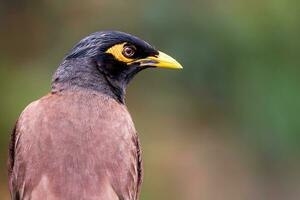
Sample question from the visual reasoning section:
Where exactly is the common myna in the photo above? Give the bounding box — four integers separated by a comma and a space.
8, 31, 182, 200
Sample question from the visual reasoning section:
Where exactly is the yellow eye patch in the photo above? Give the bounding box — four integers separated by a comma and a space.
105, 43, 134, 63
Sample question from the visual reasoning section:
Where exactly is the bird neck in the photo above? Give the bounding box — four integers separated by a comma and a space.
51, 58, 126, 103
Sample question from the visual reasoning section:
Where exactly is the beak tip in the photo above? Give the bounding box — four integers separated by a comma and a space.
177, 65, 183, 69
170, 62, 183, 70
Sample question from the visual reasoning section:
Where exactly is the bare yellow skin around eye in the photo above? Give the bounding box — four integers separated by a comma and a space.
105, 43, 134, 63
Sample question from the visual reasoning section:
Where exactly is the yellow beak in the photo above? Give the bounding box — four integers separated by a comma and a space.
132, 51, 183, 69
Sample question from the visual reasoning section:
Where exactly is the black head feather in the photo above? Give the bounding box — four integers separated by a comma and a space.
52, 31, 158, 103
65, 31, 157, 59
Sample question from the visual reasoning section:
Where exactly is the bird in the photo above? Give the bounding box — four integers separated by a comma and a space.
8, 31, 182, 200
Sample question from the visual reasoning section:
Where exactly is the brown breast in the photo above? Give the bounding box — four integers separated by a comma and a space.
9, 90, 143, 200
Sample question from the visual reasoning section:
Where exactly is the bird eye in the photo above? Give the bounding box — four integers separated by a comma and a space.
122, 45, 136, 58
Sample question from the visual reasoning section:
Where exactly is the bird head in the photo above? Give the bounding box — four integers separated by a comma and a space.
53, 31, 182, 103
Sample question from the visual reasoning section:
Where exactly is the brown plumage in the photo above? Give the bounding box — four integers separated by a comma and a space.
8, 31, 182, 200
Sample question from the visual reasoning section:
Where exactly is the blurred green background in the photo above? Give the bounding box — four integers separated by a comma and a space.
1, 0, 300, 199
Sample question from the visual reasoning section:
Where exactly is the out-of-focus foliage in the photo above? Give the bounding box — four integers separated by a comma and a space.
0, 0, 300, 199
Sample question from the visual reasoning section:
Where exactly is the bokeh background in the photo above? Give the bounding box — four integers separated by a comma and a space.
1, 0, 300, 199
